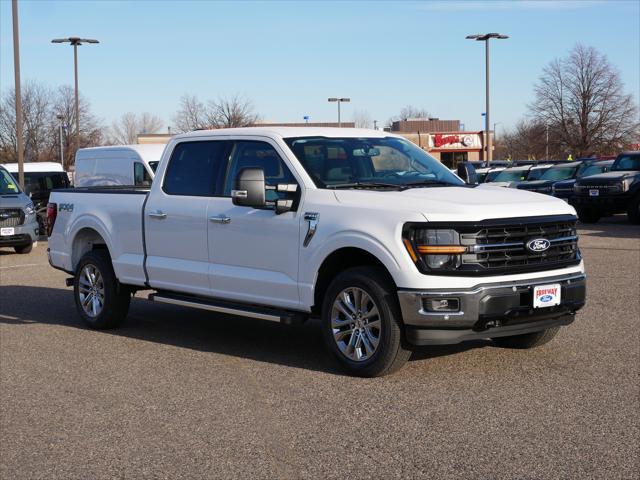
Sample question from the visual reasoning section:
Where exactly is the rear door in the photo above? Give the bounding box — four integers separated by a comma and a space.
144, 140, 230, 297
206, 139, 302, 309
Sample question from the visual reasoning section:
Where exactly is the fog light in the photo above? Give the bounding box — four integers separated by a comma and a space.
424, 297, 460, 312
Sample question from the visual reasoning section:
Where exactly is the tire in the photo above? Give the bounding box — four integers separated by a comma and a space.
627, 194, 640, 225
73, 250, 130, 329
492, 326, 560, 349
321, 266, 412, 377
14, 242, 33, 254
577, 207, 601, 224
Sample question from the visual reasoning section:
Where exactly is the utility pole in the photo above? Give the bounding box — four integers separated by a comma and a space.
12, 0, 24, 189
466, 33, 509, 165
57, 114, 65, 166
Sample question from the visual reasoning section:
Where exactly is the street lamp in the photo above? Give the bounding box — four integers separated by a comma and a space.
328, 97, 350, 127
466, 32, 508, 164
51, 37, 99, 157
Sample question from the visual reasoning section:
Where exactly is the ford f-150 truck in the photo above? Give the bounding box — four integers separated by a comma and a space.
47, 128, 586, 377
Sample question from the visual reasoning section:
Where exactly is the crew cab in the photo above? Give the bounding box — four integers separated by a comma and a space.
552, 160, 614, 203
47, 128, 586, 377
572, 151, 640, 224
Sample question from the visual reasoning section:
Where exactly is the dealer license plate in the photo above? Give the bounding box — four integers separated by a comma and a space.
589, 189, 599, 197
1, 227, 15, 236
533, 283, 561, 309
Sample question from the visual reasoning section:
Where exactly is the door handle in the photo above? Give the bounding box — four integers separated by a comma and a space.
148, 210, 167, 219
209, 215, 231, 224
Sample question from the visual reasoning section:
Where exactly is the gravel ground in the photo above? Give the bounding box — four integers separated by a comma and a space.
1, 216, 638, 479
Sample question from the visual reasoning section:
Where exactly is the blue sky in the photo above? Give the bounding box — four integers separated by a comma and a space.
1, 0, 638, 133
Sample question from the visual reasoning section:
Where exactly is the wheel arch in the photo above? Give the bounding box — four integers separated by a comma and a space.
312, 247, 397, 315
71, 227, 111, 272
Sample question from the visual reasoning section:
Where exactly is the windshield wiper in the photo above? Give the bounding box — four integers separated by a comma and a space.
326, 182, 408, 191
401, 180, 458, 188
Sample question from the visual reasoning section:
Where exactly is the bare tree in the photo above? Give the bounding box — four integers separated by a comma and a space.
51, 85, 105, 168
386, 105, 432, 128
498, 120, 549, 160
110, 112, 163, 144
353, 109, 373, 129
209, 94, 258, 128
530, 44, 639, 157
172, 94, 209, 133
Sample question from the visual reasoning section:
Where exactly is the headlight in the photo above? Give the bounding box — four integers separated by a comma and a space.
403, 228, 464, 271
24, 202, 35, 216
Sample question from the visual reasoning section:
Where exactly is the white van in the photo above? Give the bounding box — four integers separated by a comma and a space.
74, 144, 166, 187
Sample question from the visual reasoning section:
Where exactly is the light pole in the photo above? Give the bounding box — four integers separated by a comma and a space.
545, 124, 549, 161
51, 37, 99, 158
466, 33, 508, 164
328, 97, 350, 127
12, 0, 24, 189
373, 120, 378, 130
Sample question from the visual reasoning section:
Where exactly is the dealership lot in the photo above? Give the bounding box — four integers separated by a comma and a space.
1, 218, 638, 479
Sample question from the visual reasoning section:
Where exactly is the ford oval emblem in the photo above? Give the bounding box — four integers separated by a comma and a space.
526, 238, 551, 253
540, 294, 553, 302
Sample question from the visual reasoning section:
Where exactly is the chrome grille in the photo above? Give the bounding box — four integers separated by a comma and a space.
459, 219, 580, 272
0, 208, 25, 228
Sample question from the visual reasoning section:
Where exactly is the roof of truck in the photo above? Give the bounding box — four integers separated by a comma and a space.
3, 161, 65, 173
176, 127, 395, 140
76, 144, 166, 162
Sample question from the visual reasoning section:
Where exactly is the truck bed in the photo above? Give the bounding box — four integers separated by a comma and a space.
48, 187, 150, 286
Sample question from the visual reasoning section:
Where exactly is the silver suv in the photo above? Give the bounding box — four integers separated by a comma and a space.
0, 165, 39, 254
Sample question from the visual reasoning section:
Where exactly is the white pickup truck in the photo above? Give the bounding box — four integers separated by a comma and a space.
47, 127, 586, 376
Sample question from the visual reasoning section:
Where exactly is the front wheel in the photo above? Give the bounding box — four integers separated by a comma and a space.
14, 242, 33, 254
627, 194, 640, 224
492, 326, 560, 349
74, 250, 131, 329
577, 207, 601, 224
321, 266, 412, 377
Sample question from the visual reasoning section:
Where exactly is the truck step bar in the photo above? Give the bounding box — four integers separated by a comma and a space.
148, 292, 307, 325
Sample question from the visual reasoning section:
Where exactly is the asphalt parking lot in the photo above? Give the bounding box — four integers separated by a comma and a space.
1, 217, 638, 480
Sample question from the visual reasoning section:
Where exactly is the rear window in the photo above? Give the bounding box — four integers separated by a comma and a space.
163, 141, 230, 196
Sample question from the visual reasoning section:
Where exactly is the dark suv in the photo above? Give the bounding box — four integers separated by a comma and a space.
517, 162, 583, 195
571, 152, 640, 224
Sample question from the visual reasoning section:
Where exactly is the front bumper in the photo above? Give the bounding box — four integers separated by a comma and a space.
570, 194, 631, 212
0, 218, 39, 247
398, 272, 586, 346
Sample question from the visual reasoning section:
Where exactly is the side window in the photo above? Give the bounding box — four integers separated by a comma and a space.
134, 162, 152, 187
224, 141, 296, 200
163, 141, 229, 196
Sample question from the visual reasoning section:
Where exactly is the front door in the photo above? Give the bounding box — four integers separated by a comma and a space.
207, 140, 302, 310
145, 140, 230, 297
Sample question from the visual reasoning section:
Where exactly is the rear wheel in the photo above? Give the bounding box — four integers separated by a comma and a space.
74, 250, 130, 329
627, 194, 640, 224
577, 207, 601, 224
321, 266, 412, 377
14, 242, 33, 254
492, 326, 560, 349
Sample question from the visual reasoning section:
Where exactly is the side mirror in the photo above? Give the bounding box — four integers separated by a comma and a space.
232, 168, 266, 208
457, 162, 478, 185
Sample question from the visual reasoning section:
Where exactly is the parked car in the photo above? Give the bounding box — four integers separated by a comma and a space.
47, 127, 586, 377
74, 144, 166, 187
481, 165, 532, 188
517, 162, 586, 195
477, 166, 506, 183
4, 161, 71, 233
552, 160, 614, 202
571, 151, 640, 224
0, 165, 39, 254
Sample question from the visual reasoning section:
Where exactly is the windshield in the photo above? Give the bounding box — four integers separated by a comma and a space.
484, 170, 504, 182
491, 169, 528, 182
578, 164, 606, 178
611, 154, 640, 171
283, 136, 464, 189
527, 167, 550, 180
148, 161, 159, 172
540, 166, 578, 181
0, 168, 21, 195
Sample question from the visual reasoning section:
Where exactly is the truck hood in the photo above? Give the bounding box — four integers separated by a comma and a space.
333, 186, 575, 222
0, 193, 31, 209
576, 171, 637, 185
